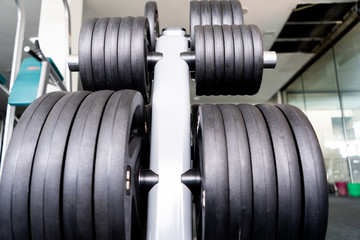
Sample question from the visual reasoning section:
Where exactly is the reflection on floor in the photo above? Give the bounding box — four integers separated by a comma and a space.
326, 195, 360, 240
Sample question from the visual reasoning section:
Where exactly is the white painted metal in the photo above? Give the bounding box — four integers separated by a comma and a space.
147, 28, 192, 240
62, 0, 72, 92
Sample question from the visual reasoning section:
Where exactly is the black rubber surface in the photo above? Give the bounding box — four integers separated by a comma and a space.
118, 17, 135, 90
94, 90, 146, 240
222, 25, 235, 94
195, 26, 206, 95
0, 92, 65, 240
79, 18, 97, 90
213, 25, 225, 95
92, 18, 110, 90
197, 105, 229, 240
257, 104, 302, 240
200, 1, 211, 25
29, 91, 90, 240
240, 25, 254, 95
190, 1, 201, 50
230, 0, 244, 24
219, 104, 252, 240
220, 1, 233, 25
249, 25, 263, 95
277, 104, 328, 240
204, 25, 215, 96
144, 1, 159, 51
237, 104, 277, 240
231, 25, 244, 95
62, 91, 113, 240
210, 1, 222, 25
105, 17, 122, 90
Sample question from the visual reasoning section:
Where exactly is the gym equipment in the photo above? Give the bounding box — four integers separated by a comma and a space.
0, 74, 9, 96
0, 1, 328, 240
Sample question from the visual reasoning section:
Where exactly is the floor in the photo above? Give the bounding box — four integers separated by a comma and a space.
326, 195, 360, 240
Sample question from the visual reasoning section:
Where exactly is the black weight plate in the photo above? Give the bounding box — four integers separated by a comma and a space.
219, 105, 252, 240
210, 1, 222, 25
230, 0, 244, 24
195, 26, 206, 95
29, 91, 90, 240
249, 25, 263, 95
190, 1, 201, 50
197, 105, 229, 240
145, 1, 159, 51
237, 104, 277, 240
240, 25, 254, 95
92, 18, 110, 90
79, 18, 97, 90
105, 17, 122, 90
200, 1, 211, 25
257, 104, 302, 240
277, 104, 328, 240
118, 17, 135, 90
62, 91, 113, 240
220, 1, 233, 25
0, 92, 65, 240
231, 25, 245, 95
94, 90, 146, 240
204, 25, 215, 96
213, 25, 225, 95
222, 25, 235, 94
131, 17, 150, 104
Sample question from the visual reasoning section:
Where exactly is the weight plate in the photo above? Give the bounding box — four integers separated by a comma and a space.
191, 104, 200, 168
240, 25, 254, 95
237, 104, 277, 240
94, 90, 146, 240
277, 104, 328, 240
230, 0, 244, 24
249, 25, 263, 95
79, 18, 97, 90
30, 91, 90, 240
200, 1, 211, 25
257, 104, 302, 240
131, 17, 150, 104
213, 25, 225, 95
92, 18, 110, 90
210, 1, 222, 25
220, 1, 233, 25
197, 105, 229, 240
145, 1, 159, 51
105, 17, 122, 90
204, 25, 215, 96
62, 91, 113, 240
195, 26, 206, 95
190, 1, 201, 50
231, 25, 245, 95
219, 104, 252, 240
222, 25, 235, 94
0, 92, 65, 240
118, 17, 135, 90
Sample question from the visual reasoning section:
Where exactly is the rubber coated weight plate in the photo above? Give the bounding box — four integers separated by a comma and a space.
30, 91, 90, 240
237, 104, 277, 240
220, 1, 233, 25
257, 104, 302, 240
145, 1, 159, 51
94, 90, 146, 240
105, 17, 122, 90
62, 91, 113, 240
131, 17, 150, 104
213, 25, 225, 95
277, 104, 328, 240
190, 1, 201, 50
230, 0, 244, 24
231, 25, 245, 95
197, 105, 229, 240
118, 17, 135, 90
210, 1, 222, 25
219, 105, 253, 240
92, 18, 110, 90
222, 25, 235, 94
200, 1, 211, 25
195, 26, 206, 95
0, 92, 65, 240
240, 25, 254, 95
249, 25, 263, 95
79, 18, 97, 90
204, 26, 215, 96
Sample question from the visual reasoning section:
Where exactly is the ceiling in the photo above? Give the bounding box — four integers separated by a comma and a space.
0, 0, 358, 114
